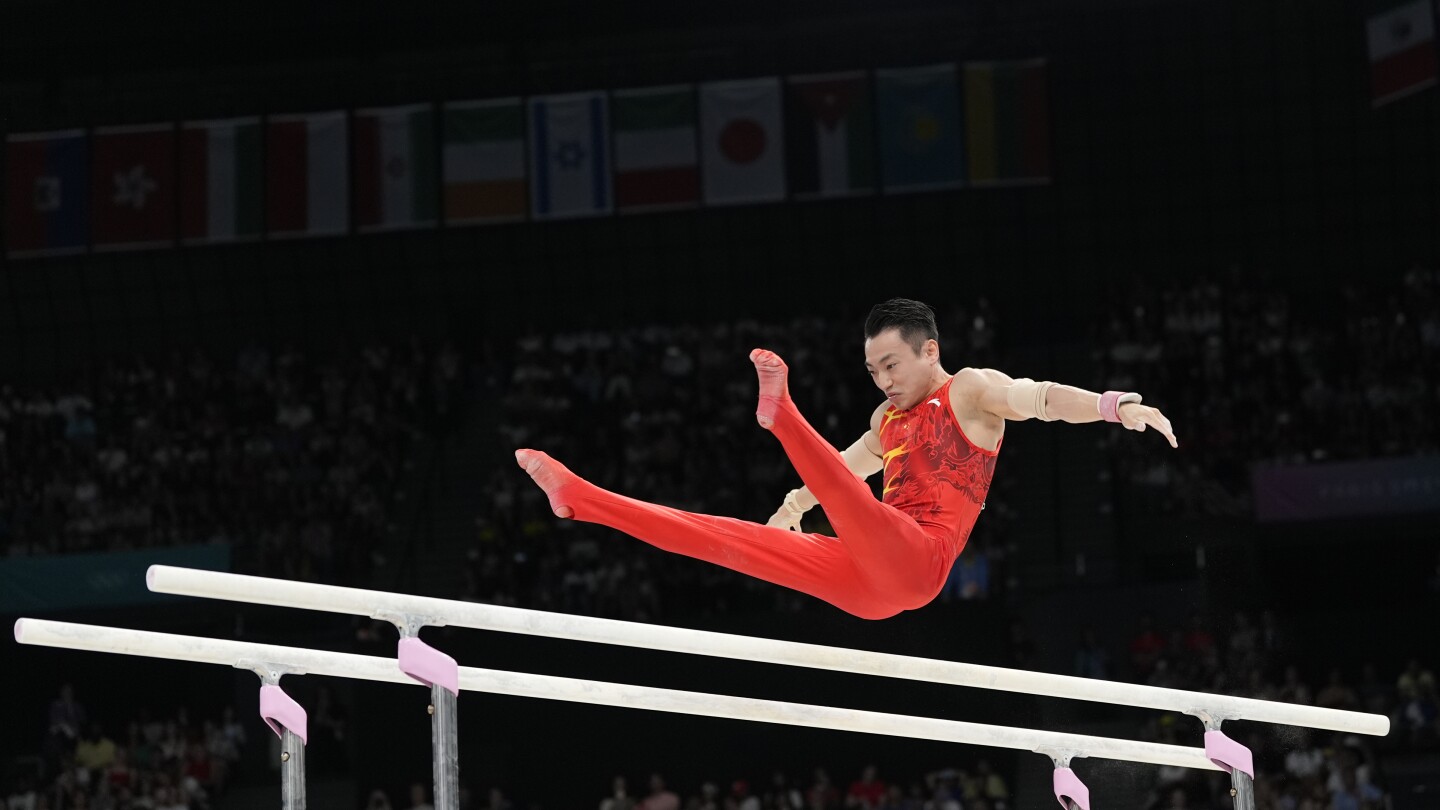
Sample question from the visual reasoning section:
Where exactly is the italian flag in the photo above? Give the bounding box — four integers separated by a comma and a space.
265, 111, 349, 238
612, 85, 699, 212
180, 118, 262, 244
1367, 0, 1438, 107
354, 105, 437, 231
442, 99, 528, 224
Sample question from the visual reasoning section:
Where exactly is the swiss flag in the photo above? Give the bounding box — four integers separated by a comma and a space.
92, 124, 176, 250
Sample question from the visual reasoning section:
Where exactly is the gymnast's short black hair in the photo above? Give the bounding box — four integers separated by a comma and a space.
864, 298, 939, 354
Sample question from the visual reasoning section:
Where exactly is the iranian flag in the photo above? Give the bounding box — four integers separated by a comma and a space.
785, 71, 876, 199
1367, 0, 1438, 107
700, 78, 785, 206
443, 99, 528, 224
612, 85, 699, 212
354, 105, 437, 231
180, 118, 262, 244
265, 111, 349, 238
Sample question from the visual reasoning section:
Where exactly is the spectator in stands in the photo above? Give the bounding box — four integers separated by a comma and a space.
1073, 627, 1109, 680
845, 766, 884, 809
600, 777, 636, 810
1129, 614, 1164, 680
638, 775, 679, 810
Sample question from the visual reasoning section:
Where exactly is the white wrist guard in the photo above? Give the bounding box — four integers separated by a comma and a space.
1006, 378, 1058, 421
783, 489, 814, 517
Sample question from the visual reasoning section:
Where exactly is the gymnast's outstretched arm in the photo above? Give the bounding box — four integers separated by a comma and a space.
955, 367, 1179, 448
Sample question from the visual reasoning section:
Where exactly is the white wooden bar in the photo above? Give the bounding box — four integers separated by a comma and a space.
146, 566, 1389, 736
15, 618, 1220, 771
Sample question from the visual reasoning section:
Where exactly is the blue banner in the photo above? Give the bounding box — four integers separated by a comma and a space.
1253, 457, 1440, 522
876, 64, 964, 193
0, 545, 231, 613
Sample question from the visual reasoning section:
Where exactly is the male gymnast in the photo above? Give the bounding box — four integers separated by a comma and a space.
517, 298, 1177, 619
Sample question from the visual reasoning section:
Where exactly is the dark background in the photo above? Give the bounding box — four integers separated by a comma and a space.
2, 1, 1437, 808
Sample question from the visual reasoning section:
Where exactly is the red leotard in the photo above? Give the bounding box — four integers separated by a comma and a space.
540, 376, 1000, 619
876, 376, 1000, 560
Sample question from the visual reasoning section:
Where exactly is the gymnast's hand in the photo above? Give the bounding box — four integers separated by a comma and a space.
766, 489, 811, 531
1118, 402, 1178, 449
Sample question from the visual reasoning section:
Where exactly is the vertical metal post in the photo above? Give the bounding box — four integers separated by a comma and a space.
1196, 720, 1256, 810
281, 728, 307, 810
1228, 769, 1256, 810
431, 684, 459, 810
242, 661, 309, 810
383, 615, 461, 810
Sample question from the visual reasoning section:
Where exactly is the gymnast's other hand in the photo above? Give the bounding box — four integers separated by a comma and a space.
1118, 402, 1178, 449
766, 489, 811, 531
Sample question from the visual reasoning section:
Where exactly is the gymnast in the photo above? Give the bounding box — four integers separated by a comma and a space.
517, 298, 1177, 619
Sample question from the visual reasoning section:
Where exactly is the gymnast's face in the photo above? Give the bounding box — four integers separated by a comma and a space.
864, 328, 939, 410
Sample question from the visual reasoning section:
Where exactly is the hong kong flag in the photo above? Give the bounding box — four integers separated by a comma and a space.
4, 130, 88, 258
91, 124, 176, 250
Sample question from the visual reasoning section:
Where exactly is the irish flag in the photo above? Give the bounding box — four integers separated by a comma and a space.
1367, 0, 1438, 107
354, 105, 437, 231
265, 111, 348, 238
180, 118, 262, 244
612, 85, 699, 212
443, 99, 528, 224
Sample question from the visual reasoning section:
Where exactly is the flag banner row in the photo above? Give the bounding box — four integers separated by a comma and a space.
2, 62, 1051, 258
1365, 0, 1438, 107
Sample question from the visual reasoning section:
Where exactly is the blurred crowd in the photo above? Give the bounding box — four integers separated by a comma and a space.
364, 761, 1011, 810
460, 301, 1018, 619
0, 341, 463, 584
1097, 265, 1440, 517
1070, 611, 1438, 809
6, 685, 247, 810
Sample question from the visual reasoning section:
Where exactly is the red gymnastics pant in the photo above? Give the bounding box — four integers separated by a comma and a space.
548, 396, 951, 620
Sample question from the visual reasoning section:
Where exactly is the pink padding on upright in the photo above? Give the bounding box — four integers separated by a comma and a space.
398, 637, 459, 696
1052, 767, 1090, 810
259, 684, 308, 745
1204, 729, 1254, 778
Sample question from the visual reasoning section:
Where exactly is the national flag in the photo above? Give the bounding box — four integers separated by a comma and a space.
876, 64, 964, 193
962, 60, 1051, 186
1366, 0, 1438, 106
4, 130, 87, 258
700, 78, 786, 205
528, 92, 612, 220
265, 111, 349, 238
785, 71, 876, 199
612, 85, 700, 212
179, 118, 262, 244
92, 124, 176, 250
443, 99, 528, 224
354, 104, 437, 232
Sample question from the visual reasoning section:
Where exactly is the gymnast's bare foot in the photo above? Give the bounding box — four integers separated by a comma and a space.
515, 449, 577, 518
750, 348, 791, 429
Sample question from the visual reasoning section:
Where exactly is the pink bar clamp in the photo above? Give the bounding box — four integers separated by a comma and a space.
1204, 729, 1254, 778
1052, 767, 1090, 810
398, 637, 460, 696
259, 684, 308, 745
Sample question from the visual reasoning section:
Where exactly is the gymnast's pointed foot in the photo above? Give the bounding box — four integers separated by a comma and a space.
515, 449, 578, 519
750, 348, 791, 429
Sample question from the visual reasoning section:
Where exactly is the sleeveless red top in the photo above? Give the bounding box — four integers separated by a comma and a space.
877, 376, 1001, 557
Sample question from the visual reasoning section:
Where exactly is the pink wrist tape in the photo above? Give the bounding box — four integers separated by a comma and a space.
1098, 391, 1140, 422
